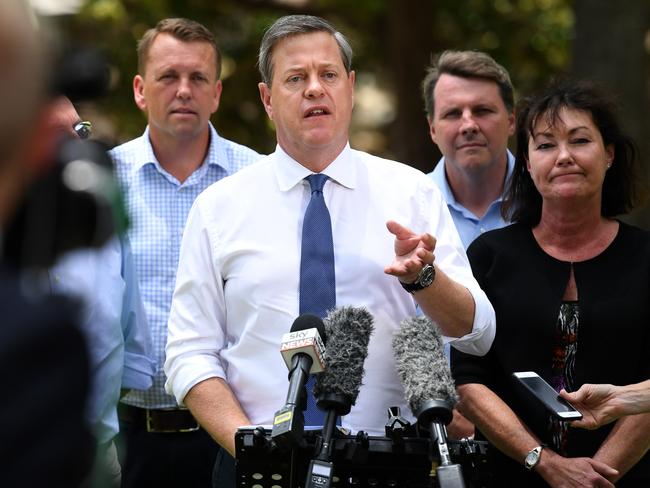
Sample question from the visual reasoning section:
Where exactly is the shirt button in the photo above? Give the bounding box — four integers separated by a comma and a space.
480, 227, 486, 233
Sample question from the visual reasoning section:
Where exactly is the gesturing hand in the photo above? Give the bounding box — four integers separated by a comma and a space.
383, 220, 436, 284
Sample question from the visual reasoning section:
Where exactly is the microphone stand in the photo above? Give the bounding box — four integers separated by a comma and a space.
271, 354, 311, 450
416, 399, 466, 488
385, 406, 413, 453
304, 393, 350, 488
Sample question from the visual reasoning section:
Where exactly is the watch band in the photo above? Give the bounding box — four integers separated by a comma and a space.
399, 264, 435, 294
524, 445, 544, 470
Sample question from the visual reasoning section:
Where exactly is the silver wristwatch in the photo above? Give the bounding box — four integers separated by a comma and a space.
524, 445, 544, 470
399, 264, 435, 294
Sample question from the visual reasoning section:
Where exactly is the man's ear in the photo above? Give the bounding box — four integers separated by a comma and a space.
428, 118, 438, 145
210, 80, 223, 115
507, 110, 515, 137
258, 82, 273, 120
133, 75, 147, 112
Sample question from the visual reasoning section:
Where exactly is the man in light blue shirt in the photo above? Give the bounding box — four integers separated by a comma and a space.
110, 18, 261, 488
47, 96, 155, 487
422, 50, 516, 438
50, 236, 154, 467
423, 50, 515, 249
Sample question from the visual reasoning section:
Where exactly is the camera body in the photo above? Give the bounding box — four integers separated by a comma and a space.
2, 47, 124, 269
3, 137, 123, 269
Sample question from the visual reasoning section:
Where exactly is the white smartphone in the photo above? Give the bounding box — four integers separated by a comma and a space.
512, 371, 583, 421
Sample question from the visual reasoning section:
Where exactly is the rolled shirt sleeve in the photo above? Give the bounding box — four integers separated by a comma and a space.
424, 185, 496, 356
164, 201, 228, 405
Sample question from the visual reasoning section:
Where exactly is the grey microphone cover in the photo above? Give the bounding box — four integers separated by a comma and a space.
393, 315, 458, 415
313, 306, 374, 404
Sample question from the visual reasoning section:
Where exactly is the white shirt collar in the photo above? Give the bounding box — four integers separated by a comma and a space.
272, 143, 357, 192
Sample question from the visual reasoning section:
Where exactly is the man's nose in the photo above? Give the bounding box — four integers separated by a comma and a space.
176, 78, 192, 99
304, 75, 324, 99
460, 110, 479, 134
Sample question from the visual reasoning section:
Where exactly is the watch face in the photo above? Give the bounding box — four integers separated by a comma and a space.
525, 448, 540, 469
419, 265, 434, 287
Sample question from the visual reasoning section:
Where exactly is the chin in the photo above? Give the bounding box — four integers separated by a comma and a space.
303, 131, 337, 147
458, 159, 492, 172
172, 124, 204, 139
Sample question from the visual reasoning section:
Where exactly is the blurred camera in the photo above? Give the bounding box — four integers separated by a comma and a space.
2, 47, 126, 269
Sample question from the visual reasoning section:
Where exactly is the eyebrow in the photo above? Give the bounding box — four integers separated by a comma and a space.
533, 125, 591, 138
283, 62, 340, 72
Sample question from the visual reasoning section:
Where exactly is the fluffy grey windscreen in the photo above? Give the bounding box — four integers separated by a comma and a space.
392, 315, 458, 415
313, 306, 374, 403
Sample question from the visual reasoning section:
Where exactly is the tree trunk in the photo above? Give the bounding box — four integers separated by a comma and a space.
387, 0, 441, 173
572, 0, 650, 228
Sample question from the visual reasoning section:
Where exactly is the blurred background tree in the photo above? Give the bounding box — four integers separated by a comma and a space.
34, 0, 650, 226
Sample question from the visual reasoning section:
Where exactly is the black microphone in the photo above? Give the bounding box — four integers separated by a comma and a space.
306, 306, 374, 488
271, 314, 327, 449
393, 316, 466, 488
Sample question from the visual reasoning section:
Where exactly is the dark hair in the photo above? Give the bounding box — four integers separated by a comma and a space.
503, 78, 644, 225
421, 50, 514, 120
258, 15, 353, 86
137, 18, 221, 78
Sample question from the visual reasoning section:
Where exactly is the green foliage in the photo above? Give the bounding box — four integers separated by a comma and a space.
61, 0, 574, 154
428, 0, 573, 97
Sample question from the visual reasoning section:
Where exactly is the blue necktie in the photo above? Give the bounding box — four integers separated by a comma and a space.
300, 174, 335, 425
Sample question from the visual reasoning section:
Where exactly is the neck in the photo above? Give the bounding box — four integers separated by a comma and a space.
533, 196, 616, 261
280, 141, 346, 174
445, 156, 508, 218
149, 127, 211, 183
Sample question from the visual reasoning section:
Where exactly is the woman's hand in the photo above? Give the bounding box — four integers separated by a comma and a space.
560, 384, 621, 430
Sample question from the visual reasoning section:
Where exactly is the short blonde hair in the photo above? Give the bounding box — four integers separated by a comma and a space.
137, 18, 221, 78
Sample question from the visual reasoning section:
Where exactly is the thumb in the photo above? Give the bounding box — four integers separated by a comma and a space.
589, 459, 619, 478
386, 220, 413, 239
559, 388, 575, 401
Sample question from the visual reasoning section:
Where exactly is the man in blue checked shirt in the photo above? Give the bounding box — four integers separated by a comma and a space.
110, 17, 261, 488
422, 50, 516, 439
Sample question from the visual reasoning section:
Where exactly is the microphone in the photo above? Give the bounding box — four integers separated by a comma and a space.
314, 306, 374, 417
306, 306, 374, 488
393, 316, 466, 488
271, 314, 327, 449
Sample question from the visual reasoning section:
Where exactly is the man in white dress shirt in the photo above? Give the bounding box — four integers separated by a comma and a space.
164, 15, 496, 484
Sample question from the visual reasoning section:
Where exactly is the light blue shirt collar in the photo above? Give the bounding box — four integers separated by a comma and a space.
429, 150, 514, 218
429, 150, 514, 249
133, 122, 233, 176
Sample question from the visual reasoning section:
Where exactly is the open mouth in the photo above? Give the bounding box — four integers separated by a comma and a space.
305, 107, 330, 118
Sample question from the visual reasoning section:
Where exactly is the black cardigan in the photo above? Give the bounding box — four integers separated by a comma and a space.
451, 221, 650, 486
